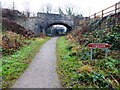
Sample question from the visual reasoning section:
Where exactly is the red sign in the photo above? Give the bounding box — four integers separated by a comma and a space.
88, 43, 110, 48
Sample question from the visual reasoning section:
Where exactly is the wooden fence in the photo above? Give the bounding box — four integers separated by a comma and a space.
89, 2, 120, 19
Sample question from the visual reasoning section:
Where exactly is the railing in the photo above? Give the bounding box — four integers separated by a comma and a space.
89, 2, 120, 19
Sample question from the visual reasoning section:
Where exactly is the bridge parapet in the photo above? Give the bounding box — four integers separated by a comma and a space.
37, 12, 74, 21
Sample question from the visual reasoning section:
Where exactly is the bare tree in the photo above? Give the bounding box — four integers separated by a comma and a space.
32, 12, 36, 17
65, 6, 75, 16
38, 4, 45, 13
64, 4, 83, 17
45, 3, 52, 13
58, 7, 64, 15
23, 1, 30, 17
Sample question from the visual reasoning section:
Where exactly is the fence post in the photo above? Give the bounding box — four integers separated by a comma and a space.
115, 3, 117, 13
89, 16, 90, 20
102, 10, 104, 18
94, 13, 96, 19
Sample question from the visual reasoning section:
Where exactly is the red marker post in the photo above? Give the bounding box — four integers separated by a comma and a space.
88, 43, 110, 61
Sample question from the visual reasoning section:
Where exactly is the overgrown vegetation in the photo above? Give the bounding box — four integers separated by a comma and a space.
57, 18, 120, 88
57, 36, 119, 88
2, 31, 29, 56
2, 9, 25, 20
1, 8, 50, 88
2, 37, 50, 88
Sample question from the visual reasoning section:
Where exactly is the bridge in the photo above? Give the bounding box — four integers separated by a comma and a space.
15, 13, 80, 35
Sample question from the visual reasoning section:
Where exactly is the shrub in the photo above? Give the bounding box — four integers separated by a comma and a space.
2, 31, 29, 56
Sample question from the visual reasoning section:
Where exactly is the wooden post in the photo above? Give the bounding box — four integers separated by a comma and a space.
115, 3, 118, 25
102, 10, 104, 18
115, 3, 117, 13
94, 13, 96, 19
89, 16, 90, 20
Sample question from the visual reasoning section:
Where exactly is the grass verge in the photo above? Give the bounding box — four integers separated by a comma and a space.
2, 37, 51, 88
56, 37, 81, 87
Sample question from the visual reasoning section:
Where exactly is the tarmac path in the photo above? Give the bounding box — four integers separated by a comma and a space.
12, 37, 60, 88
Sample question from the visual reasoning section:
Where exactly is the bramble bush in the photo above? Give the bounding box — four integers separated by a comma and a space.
1, 31, 30, 56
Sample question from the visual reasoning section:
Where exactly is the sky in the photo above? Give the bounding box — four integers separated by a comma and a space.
1, 0, 120, 17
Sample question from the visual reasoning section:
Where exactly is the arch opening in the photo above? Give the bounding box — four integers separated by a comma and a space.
45, 23, 72, 36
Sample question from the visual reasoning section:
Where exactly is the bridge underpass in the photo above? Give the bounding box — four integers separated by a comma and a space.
44, 23, 72, 36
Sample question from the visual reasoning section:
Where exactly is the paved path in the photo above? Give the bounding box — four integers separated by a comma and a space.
12, 37, 60, 88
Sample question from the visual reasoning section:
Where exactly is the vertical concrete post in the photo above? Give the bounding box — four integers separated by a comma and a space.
42, 29, 45, 34
90, 48, 93, 61
105, 48, 108, 57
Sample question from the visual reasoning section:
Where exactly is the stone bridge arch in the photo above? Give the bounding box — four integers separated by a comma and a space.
45, 22, 73, 33
35, 13, 74, 34
15, 13, 81, 35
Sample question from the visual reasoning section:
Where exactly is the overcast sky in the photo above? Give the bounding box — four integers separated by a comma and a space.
1, 0, 120, 16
